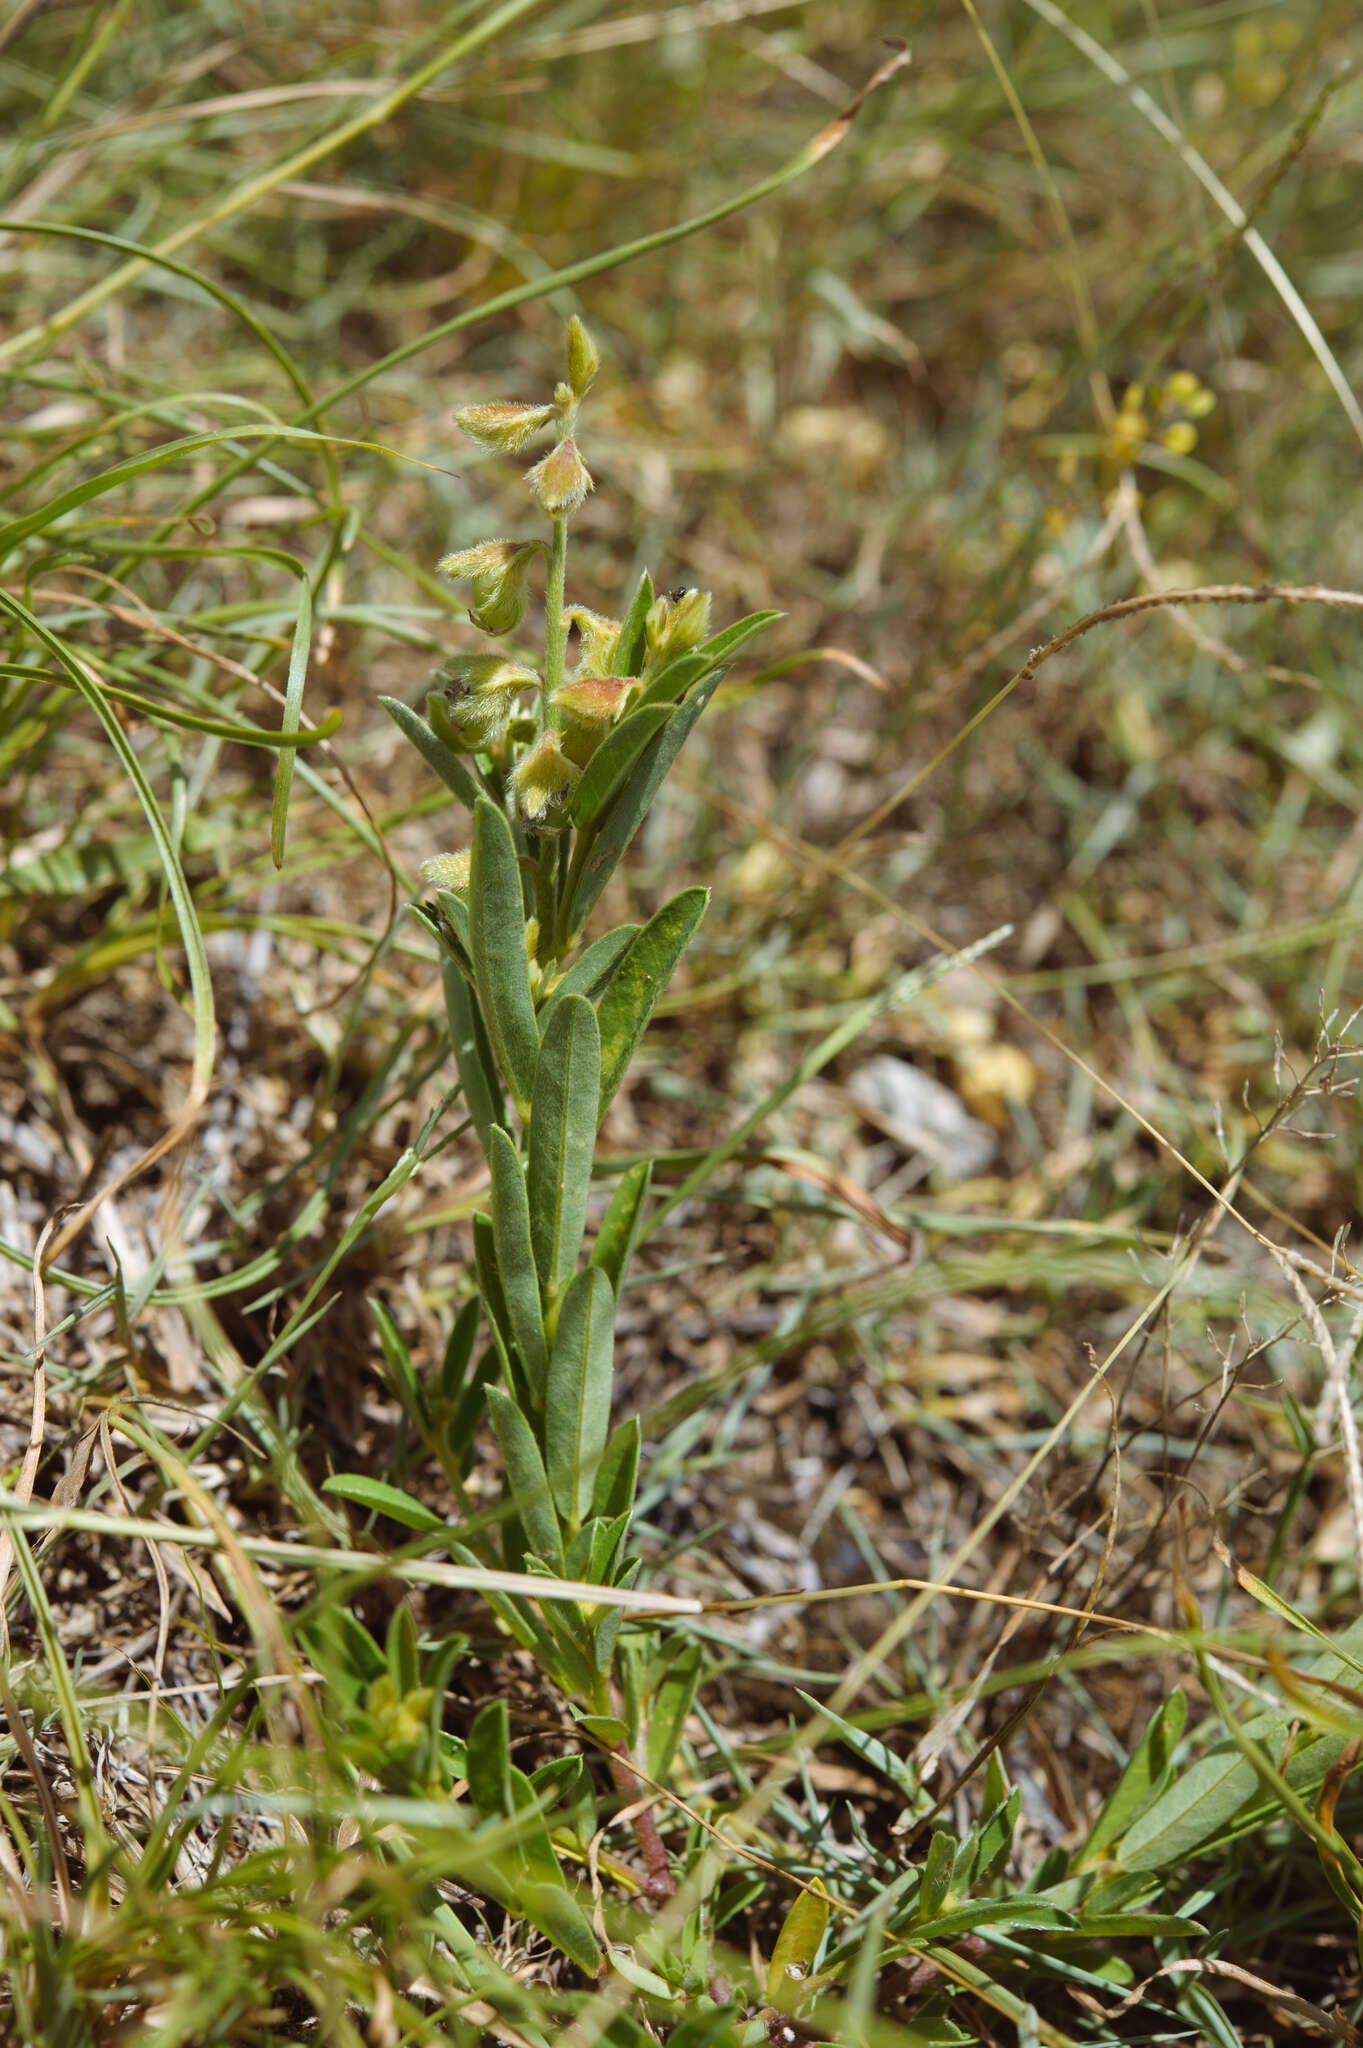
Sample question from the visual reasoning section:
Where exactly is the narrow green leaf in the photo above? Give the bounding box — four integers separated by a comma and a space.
576, 1712, 629, 1749
440, 1297, 481, 1403
645, 1641, 702, 1785
488, 1128, 549, 1400
913, 1899, 1077, 1940
445, 1349, 499, 1474
590, 1414, 640, 1524
470, 798, 539, 1113
527, 995, 601, 1300
565, 677, 722, 935
591, 1159, 652, 1298
767, 1889, 829, 2008
380, 694, 481, 808
270, 573, 312, 867
321, 1474, 445, 1533
519, 1879, 602, 1976
1076, 1689, 1186, 1870
543, 1266, 615, 1525
694, 608, 783, 668
442, 958, 506, 1155
485, 1385, 562, 1571
634, 649, 712, 712
369, 1296, 426, 1428
568, 702, 671, 829
538, 924, 638, 1038
472, 1213, 514, 1373
613, 568, 654, 677
595, 888, 708, 1116
433, 886, 472, 965
387, 1605, 420, 1696
467, 1698, 513, 1818
918, 1832, 956, 1919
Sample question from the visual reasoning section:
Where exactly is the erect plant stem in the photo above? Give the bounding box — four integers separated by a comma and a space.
543, 517, 568, 718
609, 1742, 676, 1900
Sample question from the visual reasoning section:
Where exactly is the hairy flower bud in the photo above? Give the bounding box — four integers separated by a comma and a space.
565, 605, 621, 678
525, 436, 593, 519
643, 586, 711, 671
565, 316, 600, 400
551, 674, 635, 765
432, 655, 537, 753
438, 539, 543, 636
453, 401, 557, 454
511, 729, 581, 827
420, 850, 472, 897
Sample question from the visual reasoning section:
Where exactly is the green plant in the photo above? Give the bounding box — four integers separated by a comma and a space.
324, 317, 776, 1918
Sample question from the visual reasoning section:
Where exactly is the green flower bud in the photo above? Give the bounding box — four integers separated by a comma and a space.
525, 437, 593, 519
453, 401, 557, 454
643, 586, 711, 671
551, 674, 636, 765
438, 539, 543, 637
432, 655, 537, 753
565, 605, 622, 677
419, 850, 472, 897
566, 316, 600, 399
511, 729, 581, 827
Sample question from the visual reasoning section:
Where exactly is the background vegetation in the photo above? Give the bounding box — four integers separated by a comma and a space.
1, 1, 1362, 2042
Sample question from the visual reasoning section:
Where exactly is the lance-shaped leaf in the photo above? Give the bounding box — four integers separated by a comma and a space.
380, 694, 481, 809
564, 677, 722, 935
537, 923, 638, 1039
467, 1698, 514, 1819
470, 798, 538, 1115
590, 1414, 639, 1527
568, 702, 671, 831
591, 1159, 652, 1298
488, 1126, 547, 1401
613, 567, 654, 678
767, 1887, 830, 2010
519, 1880, 602, 1977
442, 958, 506, 1155
527, 995, 600, 1301
321, 1474, 445, 1533
594, 888, 708, 1117
645, 1641, 702, 1784
485, 1385, 563, 1571
543, 1265, 615, 1525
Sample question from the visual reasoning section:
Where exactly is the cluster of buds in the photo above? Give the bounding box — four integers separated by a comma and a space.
427, 319, 716, 839
1106, 369, 1216, 468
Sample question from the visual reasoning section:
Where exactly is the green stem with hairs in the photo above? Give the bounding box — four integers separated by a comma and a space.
543, 517, 569, 720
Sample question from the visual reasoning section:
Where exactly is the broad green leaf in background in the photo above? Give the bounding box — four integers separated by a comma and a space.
485, 1385, 563, 1572
594, 887, 709, 1117
488, 1126, 548, 1400
527, 994, 601, 1302
645, 1641, 702, 1785
543, 1266, 615, 1526
767, 1888, 829, 2009
470, 797, 539, 1115
467, 1697, 513, 1819
321, 1474, 446, 1533
1076, 1689, 1186, 1870
590, 1159, 652, 1299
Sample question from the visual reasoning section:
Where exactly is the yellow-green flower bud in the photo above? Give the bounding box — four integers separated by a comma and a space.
433, 655, 537, 753
643, 586, 711, 671
1160, 420, 1198, 456
551, 674, 635, 765
366, 1675, 435, 1755
453, 401, 557, 454
438, 539, 543, 636
566, 316, 600, 400
511, 729, 581, 827
525, 437, 593, 519
1163, 369, 1201, 406
565, 605, 621, 677
419, 850, 472, 897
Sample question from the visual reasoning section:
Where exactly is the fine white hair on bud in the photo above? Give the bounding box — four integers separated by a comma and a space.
525, 437, 593, 520
453, 401, 557, 454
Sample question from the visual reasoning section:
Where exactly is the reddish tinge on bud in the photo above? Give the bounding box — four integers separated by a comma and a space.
525, 437, 593, 520
453, 402, 557, 454
551, 674, 636, 765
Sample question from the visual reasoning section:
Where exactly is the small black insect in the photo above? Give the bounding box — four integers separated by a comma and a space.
666, 585, 688, 602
